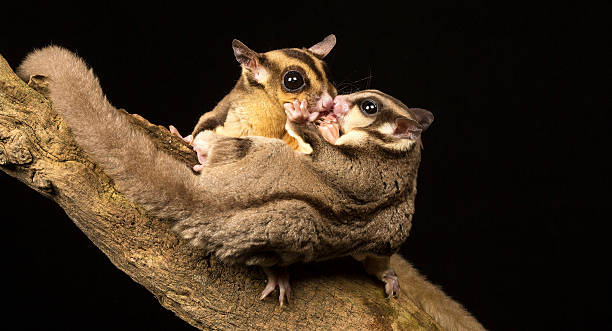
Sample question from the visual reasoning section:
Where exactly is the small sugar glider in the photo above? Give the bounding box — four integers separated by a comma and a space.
171, 34, 337, 154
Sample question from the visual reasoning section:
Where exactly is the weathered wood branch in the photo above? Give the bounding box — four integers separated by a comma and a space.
0, 54, 441, 330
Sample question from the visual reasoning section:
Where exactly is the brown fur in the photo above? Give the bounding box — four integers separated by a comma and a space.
17, 46, 417, 266
334, 90, 433, 152
392, 255, 486, 330
17, 46, 484, 329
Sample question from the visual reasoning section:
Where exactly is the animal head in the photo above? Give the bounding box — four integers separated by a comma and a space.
232, 35, 337, 113
328, 90, 434, 151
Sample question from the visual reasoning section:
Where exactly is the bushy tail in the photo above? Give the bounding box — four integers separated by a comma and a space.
17, 46, 199, 219
393, 255, 486, 331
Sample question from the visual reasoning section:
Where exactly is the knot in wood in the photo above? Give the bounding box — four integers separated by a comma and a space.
27, 74, 50, 96
0, 126, 10, 140
32, 171, 54, 193
5, 130, 32, 165
0, 145, 7, 165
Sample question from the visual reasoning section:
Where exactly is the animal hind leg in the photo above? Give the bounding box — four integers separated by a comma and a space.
353, 254, 400, 298
260, 266, 291, 306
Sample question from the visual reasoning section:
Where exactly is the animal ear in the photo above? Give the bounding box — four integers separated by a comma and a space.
409, 108, 434, 131
308, 34, 336, 58
232, 39, 260, 71
394, 117, 423, 140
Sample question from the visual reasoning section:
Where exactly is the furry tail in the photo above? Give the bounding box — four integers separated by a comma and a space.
392, 255, 486, 331
17, 46, 199, 219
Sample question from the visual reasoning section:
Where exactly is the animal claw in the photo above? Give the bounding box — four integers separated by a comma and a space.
261, 266, 291, 306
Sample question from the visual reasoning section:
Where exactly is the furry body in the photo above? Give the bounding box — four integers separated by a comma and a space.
393, 256, 486, 330
17, 46, 417, 266
17, 46, 485, 330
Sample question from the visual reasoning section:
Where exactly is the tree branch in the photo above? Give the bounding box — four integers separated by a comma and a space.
0, 54, 441, 330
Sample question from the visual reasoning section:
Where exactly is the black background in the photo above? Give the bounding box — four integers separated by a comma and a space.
1, 2, 608, 330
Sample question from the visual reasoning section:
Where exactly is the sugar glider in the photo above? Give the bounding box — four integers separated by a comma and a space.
170, 34, 337, 154
191, 89, 432, 303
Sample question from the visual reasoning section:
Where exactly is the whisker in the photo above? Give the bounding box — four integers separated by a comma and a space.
351, 75, 374, 89
333, 69, 375, 95
334, 81, 359, 94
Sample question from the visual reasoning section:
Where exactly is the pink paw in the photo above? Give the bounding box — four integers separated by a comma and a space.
191, 134, 213, 172
284, 99, 319, 123
169, 125, 193, 144
260, 267, 291, 306
382, 269, 400, 298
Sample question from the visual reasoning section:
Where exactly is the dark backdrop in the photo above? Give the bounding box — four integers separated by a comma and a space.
1, 2, 608, 330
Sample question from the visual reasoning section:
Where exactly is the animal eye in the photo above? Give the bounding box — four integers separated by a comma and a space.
282, 70, 305, 92
360, 99, 378, 115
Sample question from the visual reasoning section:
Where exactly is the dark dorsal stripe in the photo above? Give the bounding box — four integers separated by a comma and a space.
356, 128, 418, 157
364, 128, 398, 144
256, 54, 283, 80
366, 90, 410, 113
372, 107, 401, 126
365, 90, 432, 128
280, 49, 324, 81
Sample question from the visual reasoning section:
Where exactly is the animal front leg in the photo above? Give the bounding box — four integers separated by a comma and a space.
190, 132, 212, 172
283, 99, 321, 154
260, 266, 291, 306
354, 254, 400, 298
284, 99, 320, 124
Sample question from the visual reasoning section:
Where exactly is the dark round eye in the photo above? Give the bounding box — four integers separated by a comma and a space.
282, 70, 305, 92
360, 99, 378, 115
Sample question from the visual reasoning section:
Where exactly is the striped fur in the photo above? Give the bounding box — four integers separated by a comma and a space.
191, 35, 337, 152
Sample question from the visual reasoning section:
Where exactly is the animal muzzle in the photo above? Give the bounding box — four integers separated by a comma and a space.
314, 91, 334, 113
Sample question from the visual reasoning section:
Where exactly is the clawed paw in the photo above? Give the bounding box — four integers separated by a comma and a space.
382, 269, 400, 298
260, 267, 291, 306
284, 99, 319, 123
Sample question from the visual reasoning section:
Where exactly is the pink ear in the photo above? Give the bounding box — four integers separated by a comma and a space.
308, 34, 336, 58
409, 108, 434, 131
232, 39, 259, 71
394, 118, 423, 140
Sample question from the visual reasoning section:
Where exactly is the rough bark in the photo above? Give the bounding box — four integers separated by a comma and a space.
0, 54, 441, 330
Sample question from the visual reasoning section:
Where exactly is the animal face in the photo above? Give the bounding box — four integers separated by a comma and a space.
232, 35, 337, 114
330, 90, 434, 151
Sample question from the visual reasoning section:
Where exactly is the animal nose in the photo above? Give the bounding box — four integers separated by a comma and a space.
319, 92, 334, 111
332, 96, 349, 115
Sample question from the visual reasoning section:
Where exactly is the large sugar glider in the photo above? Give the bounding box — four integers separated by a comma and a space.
191, 90, 433, 302
191, 93, 481, 330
